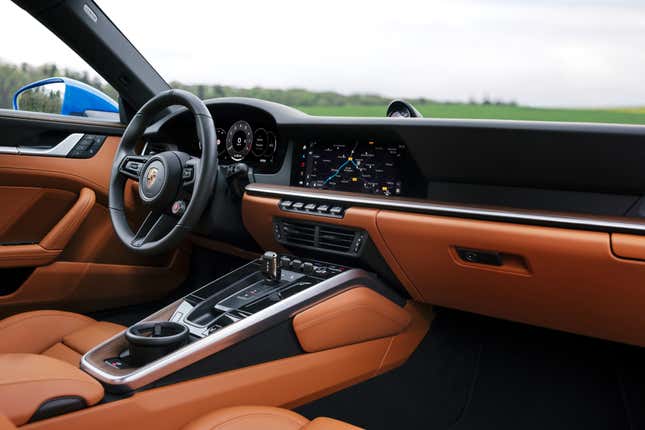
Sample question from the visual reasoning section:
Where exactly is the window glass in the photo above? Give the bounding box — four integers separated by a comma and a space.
0, 1, 118, 118
99, 0, 645, 124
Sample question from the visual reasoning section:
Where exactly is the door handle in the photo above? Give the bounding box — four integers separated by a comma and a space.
0, 188, 95, 268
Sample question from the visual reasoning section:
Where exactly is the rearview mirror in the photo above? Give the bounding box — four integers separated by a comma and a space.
12, 77, 119, 119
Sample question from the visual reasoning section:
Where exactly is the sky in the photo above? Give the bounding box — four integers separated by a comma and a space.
1, 0, 645, 108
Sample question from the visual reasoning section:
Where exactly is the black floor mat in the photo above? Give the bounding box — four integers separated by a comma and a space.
296, 308, 645, 430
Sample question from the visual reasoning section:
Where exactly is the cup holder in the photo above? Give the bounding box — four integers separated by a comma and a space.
125, 321, 189, 366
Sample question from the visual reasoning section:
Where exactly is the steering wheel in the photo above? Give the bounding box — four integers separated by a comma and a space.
108, 89, 218, 255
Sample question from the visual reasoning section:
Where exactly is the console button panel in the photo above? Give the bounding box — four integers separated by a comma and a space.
279, 199, 346, 218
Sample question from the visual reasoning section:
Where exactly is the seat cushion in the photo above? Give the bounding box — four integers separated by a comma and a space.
182, 406, 361, 430
0, 310, 124, 366
0, 353, 104, 426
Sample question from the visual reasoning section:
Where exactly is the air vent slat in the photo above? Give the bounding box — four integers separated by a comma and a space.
320, 232, 354, 240
318, 242, 353, 251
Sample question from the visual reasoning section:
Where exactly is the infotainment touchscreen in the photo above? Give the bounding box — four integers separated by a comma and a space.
292, 139, 408, 196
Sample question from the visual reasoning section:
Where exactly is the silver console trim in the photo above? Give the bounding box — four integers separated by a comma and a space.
81, 267, 378, 390
245, 183, 645, 235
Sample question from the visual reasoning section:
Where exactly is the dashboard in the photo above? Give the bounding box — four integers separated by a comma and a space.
138, 96, 645, 351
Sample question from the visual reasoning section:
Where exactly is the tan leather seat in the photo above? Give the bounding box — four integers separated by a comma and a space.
183, 406, 362, 430
0, 310, 124, 366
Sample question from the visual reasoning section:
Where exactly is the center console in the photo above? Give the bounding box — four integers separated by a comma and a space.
81, 252, 389, 392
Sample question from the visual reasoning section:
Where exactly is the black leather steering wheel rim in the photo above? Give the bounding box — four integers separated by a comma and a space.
108, 89, 218, 255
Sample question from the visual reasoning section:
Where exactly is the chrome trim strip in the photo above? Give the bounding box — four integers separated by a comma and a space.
0, 146, 19, 154
245, 183, 645, 234
81, 267, 379, 389
18, 133, 84, 157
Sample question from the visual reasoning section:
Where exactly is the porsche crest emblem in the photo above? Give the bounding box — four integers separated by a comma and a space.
146, 167, 159, 188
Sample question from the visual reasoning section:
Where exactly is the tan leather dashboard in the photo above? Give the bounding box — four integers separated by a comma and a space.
243, 192, 645, 347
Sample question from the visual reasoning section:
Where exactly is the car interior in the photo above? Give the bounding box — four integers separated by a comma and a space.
2, 1, 645, 429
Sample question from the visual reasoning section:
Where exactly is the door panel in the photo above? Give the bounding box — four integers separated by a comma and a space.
0, 187, 76, 244
0, 112, 188, 315
0, 135, 120, 201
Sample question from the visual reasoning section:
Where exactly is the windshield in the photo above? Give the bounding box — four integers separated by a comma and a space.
25, 1, 645, 123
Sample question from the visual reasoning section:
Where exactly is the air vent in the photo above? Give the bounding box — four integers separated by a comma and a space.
274, 219, 366, 255
281, 220, 316, 247
318, 225, 356, 252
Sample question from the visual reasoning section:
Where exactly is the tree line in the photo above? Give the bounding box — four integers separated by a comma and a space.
0, 60, 517, 110
0, 60, 423, 109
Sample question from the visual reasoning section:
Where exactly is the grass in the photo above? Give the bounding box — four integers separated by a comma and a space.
296, 103, 645, 125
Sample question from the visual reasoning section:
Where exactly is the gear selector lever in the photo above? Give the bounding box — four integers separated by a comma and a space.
261, 251, 281, 282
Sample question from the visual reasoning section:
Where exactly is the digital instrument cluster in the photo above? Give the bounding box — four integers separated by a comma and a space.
292, 139, 415, 196
216, 120, 278, 169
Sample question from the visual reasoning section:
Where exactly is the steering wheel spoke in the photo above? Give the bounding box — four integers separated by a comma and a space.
131, 210, 177, 248
119, 155, 149, 180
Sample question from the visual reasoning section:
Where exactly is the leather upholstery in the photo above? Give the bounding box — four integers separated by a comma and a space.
0, 353, 104, 426
0, 310, 124, 365
0, 415, 16, 430
182, 406, 361, 430
293, 287, 411, 353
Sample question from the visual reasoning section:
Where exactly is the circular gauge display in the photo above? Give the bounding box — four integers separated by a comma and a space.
216, 128, 227, 155
265, 131, 277, 156
226, 121, 253, 161
252, 128, 267, 156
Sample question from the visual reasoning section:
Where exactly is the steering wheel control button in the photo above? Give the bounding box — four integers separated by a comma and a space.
182, 167, 193, 180
171, 200, 187, 216
126, 161, 142, 172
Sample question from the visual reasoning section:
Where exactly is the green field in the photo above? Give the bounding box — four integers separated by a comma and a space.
296, 103, 645, 125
